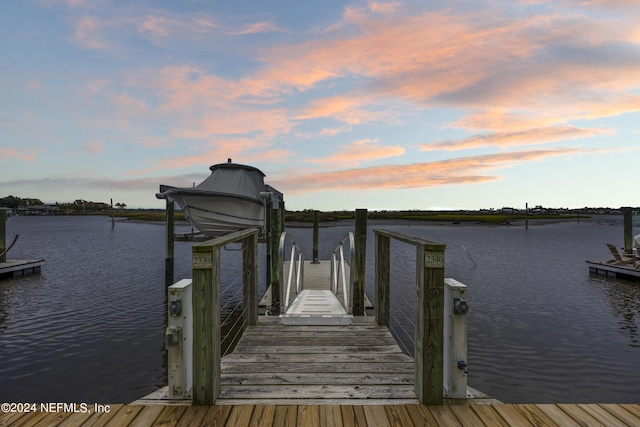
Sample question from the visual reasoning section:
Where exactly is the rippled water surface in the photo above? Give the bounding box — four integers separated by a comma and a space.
1, 215, 639, 404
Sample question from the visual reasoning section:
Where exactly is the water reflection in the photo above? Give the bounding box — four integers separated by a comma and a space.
591, 276, 640, 348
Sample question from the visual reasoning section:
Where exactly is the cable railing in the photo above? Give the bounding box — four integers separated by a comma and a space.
278, 231, 304, 313
331, 232, 354, 313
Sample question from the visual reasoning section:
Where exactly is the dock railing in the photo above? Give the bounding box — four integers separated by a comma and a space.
191, 228, 259, 405
373, 228, 446, 405
331, 231, 355, 313
278, 231, 304, 313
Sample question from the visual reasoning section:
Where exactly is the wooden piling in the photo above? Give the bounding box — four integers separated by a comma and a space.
415, 242, 445, 405
623, 207, 633, 254
242, 234, 258, 326
192, 243, 220, 405
191, 228, 259, 405
375, 232, 390, 326
312, 211, 319, 264
0, 209, 6, 263
269, 205, 282, 314
352, 209, 367, 316
372, 228, 446, 405
165, 199, 175, 288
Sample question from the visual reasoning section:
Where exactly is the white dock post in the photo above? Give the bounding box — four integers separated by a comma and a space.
165, 279, 193, 399
443, 278, 470, 399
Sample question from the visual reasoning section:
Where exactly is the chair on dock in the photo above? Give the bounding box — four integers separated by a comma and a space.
606, 243, 637, 267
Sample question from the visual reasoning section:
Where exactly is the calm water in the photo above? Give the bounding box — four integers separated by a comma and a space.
1, 215, 638, 404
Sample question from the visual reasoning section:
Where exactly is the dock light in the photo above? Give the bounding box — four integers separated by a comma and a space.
454, 297, 469, 315
169, 298, 182, 317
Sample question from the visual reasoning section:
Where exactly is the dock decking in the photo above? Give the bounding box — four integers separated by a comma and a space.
2, 403, 640, 426
0, 259, 44, 280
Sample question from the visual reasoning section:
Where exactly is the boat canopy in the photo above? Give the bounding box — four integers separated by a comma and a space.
193, 161, 266, 203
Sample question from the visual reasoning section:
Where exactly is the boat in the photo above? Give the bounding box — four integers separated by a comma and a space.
156, 159, 282, 238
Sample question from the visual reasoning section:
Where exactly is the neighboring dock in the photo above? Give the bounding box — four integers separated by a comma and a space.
0, 208, 44, 280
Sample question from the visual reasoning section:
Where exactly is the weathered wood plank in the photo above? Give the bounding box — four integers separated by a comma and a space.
218, 385, 418, 400
220, 362, 414, 374
222, 353, 413, 363
231, 345, 403, 354
234, 336, 398, 346
221, 373, 414, 386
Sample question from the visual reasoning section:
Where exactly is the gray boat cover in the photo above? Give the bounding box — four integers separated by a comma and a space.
194, 163, 266, 203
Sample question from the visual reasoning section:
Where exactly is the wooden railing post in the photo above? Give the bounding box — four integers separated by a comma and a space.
165, 199, 175, 288
375, 231, 390, 326
623, 207, 633, 254
415, 243, 446, 405
269, 205, 282, 314
242, 233, 258, 326
312, 210, 319, 264
352, 209, 367, 316
192, 244, 220, 405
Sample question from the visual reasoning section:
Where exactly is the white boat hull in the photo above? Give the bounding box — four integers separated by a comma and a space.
176, 193, 264, 237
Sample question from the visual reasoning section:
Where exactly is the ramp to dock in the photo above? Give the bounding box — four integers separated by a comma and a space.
218, 315, 417, 405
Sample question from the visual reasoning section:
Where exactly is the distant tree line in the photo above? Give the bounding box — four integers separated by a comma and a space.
0, 195, 44, 208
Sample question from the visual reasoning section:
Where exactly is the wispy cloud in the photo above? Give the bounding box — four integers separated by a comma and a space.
0, 148, 38, 162
270, 148, 589, 193
307, 138, 404, 167
421, 126, 613, 151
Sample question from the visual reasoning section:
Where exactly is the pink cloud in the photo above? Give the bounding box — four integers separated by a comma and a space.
270, 148, 587, 193
421, 126, 613, 151
0, 148, 38, 162
85, 140, 103, 154
308, 138, 405, 167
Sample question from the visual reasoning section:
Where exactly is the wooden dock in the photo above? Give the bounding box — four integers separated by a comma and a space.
2, 403, 640, 426
0, 259, 44, 280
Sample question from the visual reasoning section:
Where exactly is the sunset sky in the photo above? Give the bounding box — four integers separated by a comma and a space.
1, 0, 639, 211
